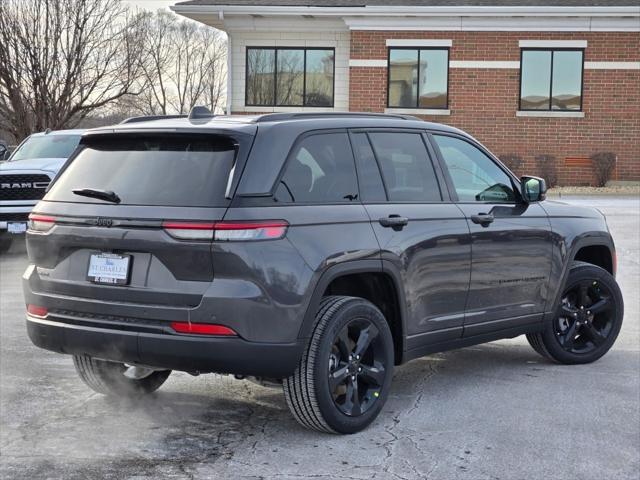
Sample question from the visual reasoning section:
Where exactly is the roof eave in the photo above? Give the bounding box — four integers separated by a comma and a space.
170, 4, 640, 18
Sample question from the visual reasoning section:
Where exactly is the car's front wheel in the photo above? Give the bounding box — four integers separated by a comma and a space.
527, 261, 624, 364
283, 296, 394, 434
73, 355, 171, 396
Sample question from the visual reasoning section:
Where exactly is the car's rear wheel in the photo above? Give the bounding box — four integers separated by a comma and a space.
283, 296, 394, 434
73, 355, 171, 396
527, 261, 623, 364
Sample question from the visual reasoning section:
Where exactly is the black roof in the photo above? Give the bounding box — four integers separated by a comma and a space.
175, 0, 638, 7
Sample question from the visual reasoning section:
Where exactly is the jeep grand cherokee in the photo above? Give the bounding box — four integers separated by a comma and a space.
23, 110, 623, 433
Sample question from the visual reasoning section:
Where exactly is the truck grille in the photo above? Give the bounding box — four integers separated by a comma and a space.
0, 212, 30, 222
0, 174, 51, 201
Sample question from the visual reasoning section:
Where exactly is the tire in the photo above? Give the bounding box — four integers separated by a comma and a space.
0, 234, 12, 254
73, 355, 171, 396
527, 261, 624, 364
283, 296, 394, 434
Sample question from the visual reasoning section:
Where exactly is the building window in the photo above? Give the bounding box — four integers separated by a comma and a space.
246, 47, 334, 107
519, 49, 584, 111
387, 48, 449, 109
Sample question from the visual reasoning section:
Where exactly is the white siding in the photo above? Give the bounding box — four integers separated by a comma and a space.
230, 30, 350, 113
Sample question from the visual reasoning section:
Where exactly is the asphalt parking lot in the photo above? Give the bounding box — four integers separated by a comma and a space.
1, 195, 638, 480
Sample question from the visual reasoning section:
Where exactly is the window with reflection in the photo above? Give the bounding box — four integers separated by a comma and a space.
519, 49, 583, 111
434, 135, 516, 203
246, 47, 334, 107
388, 48, 449, 109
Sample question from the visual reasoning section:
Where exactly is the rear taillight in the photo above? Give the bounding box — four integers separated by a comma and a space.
170, 322, 237, 336
28, 214, 55, 232
162, 222, 216, 241
27, 304, 48, 318
162, 220, 288, 241
213, 221, 288, 241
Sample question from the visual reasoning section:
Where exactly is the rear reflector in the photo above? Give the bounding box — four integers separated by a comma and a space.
170, 322, 237, 336
162, 220, 288, 241
28, 214, 55, 232
27, 304, 48, 318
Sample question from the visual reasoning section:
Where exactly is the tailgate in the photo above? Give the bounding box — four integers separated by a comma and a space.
25, 133, 240, 307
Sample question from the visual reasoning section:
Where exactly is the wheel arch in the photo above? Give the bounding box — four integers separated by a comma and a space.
297, 260, 407, 365
547, 234, 616, 324
573, 244, 614, 276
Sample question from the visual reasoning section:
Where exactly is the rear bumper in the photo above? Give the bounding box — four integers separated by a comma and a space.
26, 315, 304, 378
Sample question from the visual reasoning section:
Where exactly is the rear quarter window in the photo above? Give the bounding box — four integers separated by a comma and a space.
46, 135, 237, 207
274, 132, 359, 203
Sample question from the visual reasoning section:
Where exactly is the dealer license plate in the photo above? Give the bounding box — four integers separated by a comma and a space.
87, 253, 131, 285
7, 222, 27, 234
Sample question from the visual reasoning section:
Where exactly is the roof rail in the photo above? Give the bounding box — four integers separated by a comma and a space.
119, 114, 187, 125
254, 112, 423, 123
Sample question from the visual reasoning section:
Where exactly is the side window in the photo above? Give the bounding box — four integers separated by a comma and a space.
368, 132, 441, 202
350, 133, 386, 202
275, 133, 358, 203
433, 135, 516, 203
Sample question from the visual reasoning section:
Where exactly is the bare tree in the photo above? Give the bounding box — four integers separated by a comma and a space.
132, 11, 226, 116
0, 0, 146, 141
135, 10, 177, 116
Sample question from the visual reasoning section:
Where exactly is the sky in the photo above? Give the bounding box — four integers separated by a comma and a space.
122, 0, 177, 12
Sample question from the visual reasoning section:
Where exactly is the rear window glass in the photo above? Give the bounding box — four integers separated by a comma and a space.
10, 134, 81, 161
46, 135, 237, 207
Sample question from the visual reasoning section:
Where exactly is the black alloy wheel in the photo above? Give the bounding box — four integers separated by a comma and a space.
328, 319, 387, 417
554, 279, 615, 354
283, 296, 394, 434
527, 261, 624, 365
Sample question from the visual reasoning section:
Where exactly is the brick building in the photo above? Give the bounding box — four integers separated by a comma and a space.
172, 1, 640, 185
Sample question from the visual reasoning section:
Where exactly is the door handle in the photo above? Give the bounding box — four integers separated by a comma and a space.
379, 215, 409, 231
470, 213, 495, 227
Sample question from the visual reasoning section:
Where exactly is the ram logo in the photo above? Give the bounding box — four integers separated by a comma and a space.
0, 181, 49, 189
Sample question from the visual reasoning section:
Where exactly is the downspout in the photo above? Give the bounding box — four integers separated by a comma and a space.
221, 10, 233, 115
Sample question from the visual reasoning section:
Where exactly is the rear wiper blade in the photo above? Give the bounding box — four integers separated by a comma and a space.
72, 188, 121, 204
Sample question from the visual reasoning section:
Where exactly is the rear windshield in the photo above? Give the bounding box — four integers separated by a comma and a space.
10, 134, 81, 161
46, 135, 237, 207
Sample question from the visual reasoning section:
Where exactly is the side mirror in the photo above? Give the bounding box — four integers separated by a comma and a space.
521, 176, 547, 203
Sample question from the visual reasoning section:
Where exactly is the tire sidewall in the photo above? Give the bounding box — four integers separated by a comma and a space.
313, 299, 394, 434
541, 264, 624, 364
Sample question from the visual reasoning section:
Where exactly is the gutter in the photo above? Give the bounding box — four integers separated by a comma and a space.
170, 5, 640, 17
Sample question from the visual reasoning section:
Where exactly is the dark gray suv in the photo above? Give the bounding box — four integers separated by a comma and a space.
23, 111, 624, 433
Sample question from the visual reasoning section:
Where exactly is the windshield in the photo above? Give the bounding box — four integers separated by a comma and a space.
46, 134, 237, 207
10, 134, 81, 161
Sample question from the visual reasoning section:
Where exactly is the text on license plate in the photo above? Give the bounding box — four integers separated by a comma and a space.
87, 253, 131, 285
8, 222, 27, 234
